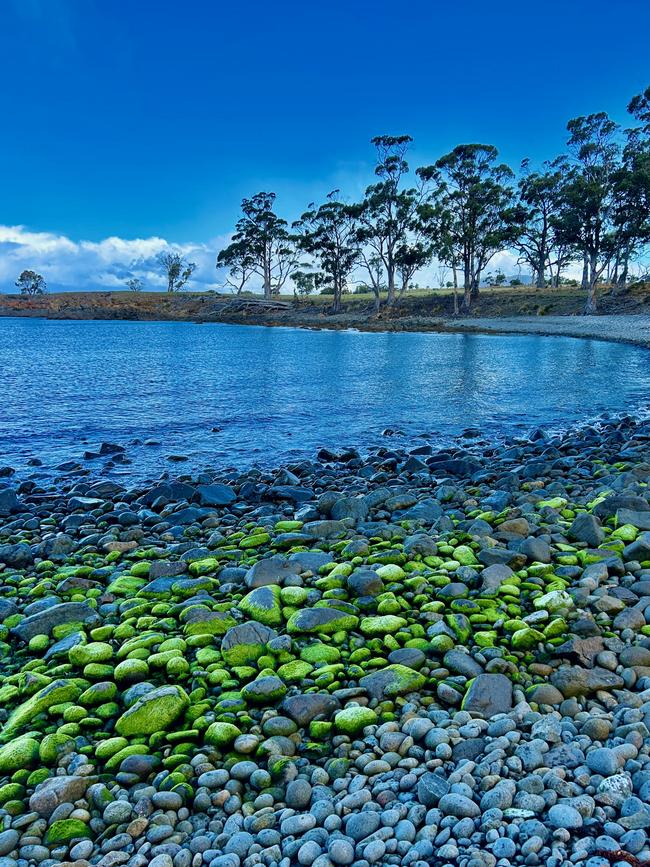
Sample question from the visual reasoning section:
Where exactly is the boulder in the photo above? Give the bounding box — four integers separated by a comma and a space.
462, 673, 513, 717
550, 666, 624, 698
11, 602, 100, 642
115, 685, 189, 736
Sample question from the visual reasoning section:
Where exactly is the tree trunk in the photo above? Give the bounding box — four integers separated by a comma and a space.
581, 253, 589, 291
585, 252, 598, 313
385, 263, 396, 306
463, 257, 472, 311
536, 257, 545, 288
263, 259, 271, 300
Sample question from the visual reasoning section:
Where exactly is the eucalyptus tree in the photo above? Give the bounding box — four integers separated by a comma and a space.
552, 113, 621, 312
15, 270, 46, 295
294, 191, 360, 313
418, 144, 524, 310
356, 135, 432, 307
217, 192, 298, 299
609, 87, 650, 285
157, 251, 196, 292
217, 240, 255, 294
125, 277, 143, 292
517, 159, 567, 287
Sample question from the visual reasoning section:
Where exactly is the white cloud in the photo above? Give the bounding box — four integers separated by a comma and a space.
0, 225, 231, 293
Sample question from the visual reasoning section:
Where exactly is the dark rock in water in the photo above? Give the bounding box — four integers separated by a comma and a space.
568, 512, 605, 547
0, 542, 33, 568
282, 693, 340, 727
196, 483, 237, 506
0, 488, 20, 515
462, 673, 513, 717
12, 601, 100, 641
550, 665, 624, 697
99, 442, 125, 455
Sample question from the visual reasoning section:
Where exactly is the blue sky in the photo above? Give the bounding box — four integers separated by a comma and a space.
2, 0, 650, 290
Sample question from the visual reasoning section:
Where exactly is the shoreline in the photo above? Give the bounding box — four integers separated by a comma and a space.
2, 307, 650, 350
1, 415, 650, 865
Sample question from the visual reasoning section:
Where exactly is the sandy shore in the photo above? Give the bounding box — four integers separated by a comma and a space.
446, 314, 650, 349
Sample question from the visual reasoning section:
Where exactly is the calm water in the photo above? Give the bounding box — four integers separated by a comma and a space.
1, 317, 649, 481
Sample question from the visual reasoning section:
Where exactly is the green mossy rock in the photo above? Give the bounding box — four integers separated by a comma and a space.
238, 585, 283, 627
0, 736, 40, 772
115, 685, 190, 737
44, 819, 90, 844
286, 607, 359, 635
39, 732, 75, 764
114, 659, 149, 684
300, 643, 341, 665
241, 675, 287, 703
511, 627, 545, 650
1, 680, 82, 741
69, 641, 113, 667
334, 706, 378, 733
359, 615, 408, 636
204, 721, 241, 746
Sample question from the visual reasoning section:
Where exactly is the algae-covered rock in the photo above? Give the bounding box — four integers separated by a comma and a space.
511, 627, 545, 650
359, 615, 408, 635
44, 818, 90, 844
204, 722, 241, 746
286, 607, 359, 635
242, 675, 287, 704
1, 679, 82, 741
238, 585, 283, 626
221, 623, 277, 666
360, 664, 426, 700
115, 685, 189, 736
334, 706, 377, 733
0, 735, 40, 772
69, 641, 113, 667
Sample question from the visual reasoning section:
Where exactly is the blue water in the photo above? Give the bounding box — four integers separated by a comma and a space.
1, 317, 649, 481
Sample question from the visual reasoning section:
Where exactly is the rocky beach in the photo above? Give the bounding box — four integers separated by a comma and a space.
0, 413, 650, 867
